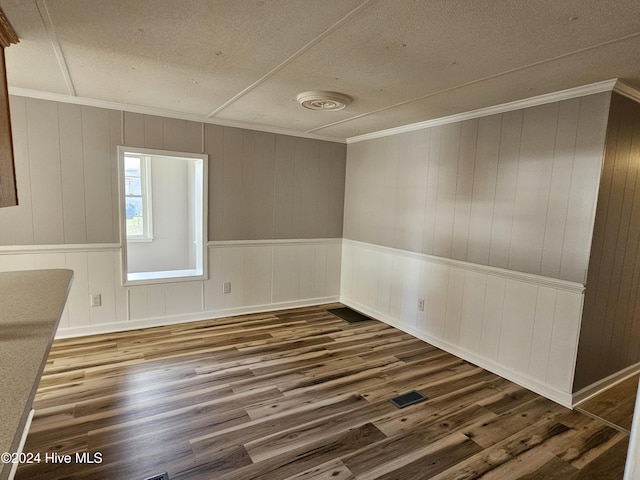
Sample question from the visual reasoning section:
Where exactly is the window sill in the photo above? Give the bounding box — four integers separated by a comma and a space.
127, 237, 154, 243
125, 268, 206, 286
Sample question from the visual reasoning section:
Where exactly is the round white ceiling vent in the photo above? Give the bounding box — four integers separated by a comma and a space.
296, 91, 352, 111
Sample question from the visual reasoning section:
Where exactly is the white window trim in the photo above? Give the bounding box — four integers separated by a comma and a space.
117, 145, 208, 287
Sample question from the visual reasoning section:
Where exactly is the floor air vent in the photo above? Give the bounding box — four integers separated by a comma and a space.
144, 474, 169, 480
389, 390, 428, 409
328, 307, 374, 324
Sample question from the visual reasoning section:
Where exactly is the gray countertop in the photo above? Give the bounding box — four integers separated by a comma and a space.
0, 269, 73, 480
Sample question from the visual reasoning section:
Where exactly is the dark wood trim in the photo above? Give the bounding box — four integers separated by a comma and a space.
0, 7, 18, 207
0, 48, 17, 207
0, 7, 18, 48
574, 93, 640, 391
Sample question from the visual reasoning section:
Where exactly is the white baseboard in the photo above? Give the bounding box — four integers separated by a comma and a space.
56, 296, 340, 339
572, 362, 640, 406
341, 296, 574, 408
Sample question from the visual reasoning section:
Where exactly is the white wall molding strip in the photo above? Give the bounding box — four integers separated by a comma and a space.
0, 243, 121, 254
340, 296, 573, 408
7, 88, 346, 144
55, 296, 339, 339
208, 238, 343, 248
0, 239, 343, 254
614, 80, 640, 104
572, 362, 640, 406
347, 79, 618, 144
344, 239, 585, 294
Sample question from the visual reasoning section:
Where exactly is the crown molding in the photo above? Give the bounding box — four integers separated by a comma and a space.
7, 87, 346, 144
10, 78, 634, 147
347, 79, 619, 144
613, 80, 640, 104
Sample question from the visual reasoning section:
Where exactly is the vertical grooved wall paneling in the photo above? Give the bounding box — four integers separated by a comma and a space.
341, 92, 613, 405
341, 240, 583, 405
573, 93, 640, 391
201, 124, 346, 241
58, 103, 86, 244
0, 98, 122, 245
343, 92, 611, 283
84, 107, 120, 243
27, 98, 64, 244
0, 98, 346, 335
1, 103, 347, 244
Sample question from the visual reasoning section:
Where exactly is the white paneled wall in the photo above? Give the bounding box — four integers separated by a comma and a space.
343, 93, 610, 284
0, 240, 341, 338
341, 239, 583, 407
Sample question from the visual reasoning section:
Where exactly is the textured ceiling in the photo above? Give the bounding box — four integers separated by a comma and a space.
1, 0, 640, 141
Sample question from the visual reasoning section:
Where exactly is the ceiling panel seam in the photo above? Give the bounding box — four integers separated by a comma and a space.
307, 30, 640, 134
206, 0, 373, 118
35, 0, 76, 96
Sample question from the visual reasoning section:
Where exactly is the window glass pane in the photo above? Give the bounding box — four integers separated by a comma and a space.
126, 176, 142, 196
125, 197, 143, 220
127, 216, 144, 236
124, 157, 142, 196
124, 156, 141, 175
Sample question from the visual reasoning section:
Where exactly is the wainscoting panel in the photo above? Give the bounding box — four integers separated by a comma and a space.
0, 239, 341, 338
63, 252, 91, 330
340, 239, 584, 406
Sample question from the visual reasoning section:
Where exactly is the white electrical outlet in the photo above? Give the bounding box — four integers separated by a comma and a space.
90, 294, 102, 307
417, 298, 425, 311
223, 282, 231, 294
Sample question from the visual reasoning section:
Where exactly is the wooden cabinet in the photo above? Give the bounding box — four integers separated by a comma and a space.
0, 8, 18, 208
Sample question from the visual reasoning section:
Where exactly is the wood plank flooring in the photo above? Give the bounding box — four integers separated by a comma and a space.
576, 375, 639, 433
14, 304, 630, 480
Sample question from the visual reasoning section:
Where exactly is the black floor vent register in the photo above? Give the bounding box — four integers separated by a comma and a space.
389, 390, 428, 409
328, 307, 374, 324
144, 473, 169, 480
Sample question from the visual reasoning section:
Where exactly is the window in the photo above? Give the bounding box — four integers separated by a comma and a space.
118, 146, 208, 286
124, 155, 153, 241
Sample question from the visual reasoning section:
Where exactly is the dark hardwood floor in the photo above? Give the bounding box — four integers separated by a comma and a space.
14, 304, 630, 480
576, 375, 638, 434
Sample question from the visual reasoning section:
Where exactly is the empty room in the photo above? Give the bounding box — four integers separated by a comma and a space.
1, 1, 640, 479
